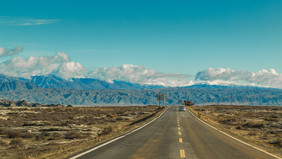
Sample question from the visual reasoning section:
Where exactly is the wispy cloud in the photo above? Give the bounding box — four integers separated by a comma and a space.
0, 17, 59, 26
20, 19, 58, 26
0, 46, 23, 57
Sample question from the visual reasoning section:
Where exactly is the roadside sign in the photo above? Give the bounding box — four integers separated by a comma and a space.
157, 93, 167, 101
157, 93, 167, 108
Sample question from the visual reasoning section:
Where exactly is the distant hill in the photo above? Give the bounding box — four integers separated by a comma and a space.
0, 75, 38, 91
0, 74, 164, 90
0, 74, 281, 106
0, 87, 281, 106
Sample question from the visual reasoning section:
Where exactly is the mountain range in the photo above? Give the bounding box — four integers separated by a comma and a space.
0, 74, 163, 90
0, 74, 281, 106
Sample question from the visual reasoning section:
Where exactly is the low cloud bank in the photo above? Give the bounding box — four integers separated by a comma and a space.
88, 64, 193, 87
196, 68, 282, 88
0, 50, 281, 88
0, 51, 192, 87
0, 52, 85, 79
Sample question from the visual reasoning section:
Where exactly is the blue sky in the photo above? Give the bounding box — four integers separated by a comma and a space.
0, 0, 282, 87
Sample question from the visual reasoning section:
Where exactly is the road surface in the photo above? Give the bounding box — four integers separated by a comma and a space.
72, 106, 277, 159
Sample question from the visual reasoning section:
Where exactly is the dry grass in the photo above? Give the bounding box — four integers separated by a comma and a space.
188, 105, 282, 157
0, 105, 163, 159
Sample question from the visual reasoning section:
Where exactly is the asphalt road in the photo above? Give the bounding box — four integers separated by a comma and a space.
73, 106, 277, 159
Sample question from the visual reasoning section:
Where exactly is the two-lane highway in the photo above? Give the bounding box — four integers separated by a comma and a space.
71, 106, 278, 159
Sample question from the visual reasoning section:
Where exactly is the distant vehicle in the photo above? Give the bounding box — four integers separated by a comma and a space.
179, 106, 186, 111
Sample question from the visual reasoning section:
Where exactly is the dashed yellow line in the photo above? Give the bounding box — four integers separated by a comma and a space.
180, 149, 185, 158
178, 127, 181, 130
179, 138, 183, 143
178, 131, 181, 135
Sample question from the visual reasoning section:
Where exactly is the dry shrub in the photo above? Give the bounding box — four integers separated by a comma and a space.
21, 132, 34, 138
116, 117, 123, 121
269, 138, 282, 147
36, 132, 49, 141
6, 130, 22, 138
23, 122, 45, 126
243, 122, 264, 129
0, 140, 8, 146
52, 133, 63, 139
106, 114, 114, 118
0, 119, 9, 127
57, 122, 69, 126
248, 131, 257, 136
235, 126, 241, 130
219, 118, 236, 125
109, 118, 117, 122
65, 131, 83, 139
9, 138, 24, 147
99, 126, 113, 136
264, 118, 278, 122
40, 128, 67, 131
0, 128, 7, 135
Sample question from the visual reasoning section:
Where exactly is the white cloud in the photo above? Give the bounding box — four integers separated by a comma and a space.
0, 52, 193, 86
0, 52, 86, 79
0, 46, 23, 57
88, 64, 192, 87
0, 51, 281, 88
20, 19, 58, 26
196, 68, 282, 88
0, 17, 58, 26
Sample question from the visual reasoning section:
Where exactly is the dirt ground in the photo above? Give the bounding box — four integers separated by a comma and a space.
0, 105, 163, 159
188, 105, 282, 157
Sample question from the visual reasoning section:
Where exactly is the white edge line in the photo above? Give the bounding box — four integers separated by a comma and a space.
69, 107, 169, 159
186, 109, 281, 159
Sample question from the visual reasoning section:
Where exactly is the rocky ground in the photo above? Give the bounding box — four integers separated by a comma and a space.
188, 105, 282, 157
0, 104, 163, 159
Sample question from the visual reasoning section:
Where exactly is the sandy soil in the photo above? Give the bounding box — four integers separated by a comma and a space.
0, 105, 164, 159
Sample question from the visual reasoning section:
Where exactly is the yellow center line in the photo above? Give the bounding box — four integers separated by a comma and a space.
178, 131, 181, 135
178, 127, 181, 130
179, 138, 183, 143
180, 149, 185, 158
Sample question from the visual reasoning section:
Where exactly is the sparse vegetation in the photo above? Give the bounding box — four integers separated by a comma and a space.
98, 126, 113, 136
9, 138, 24, 148
188, 105, 282, 157
0, 105, 163, 159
